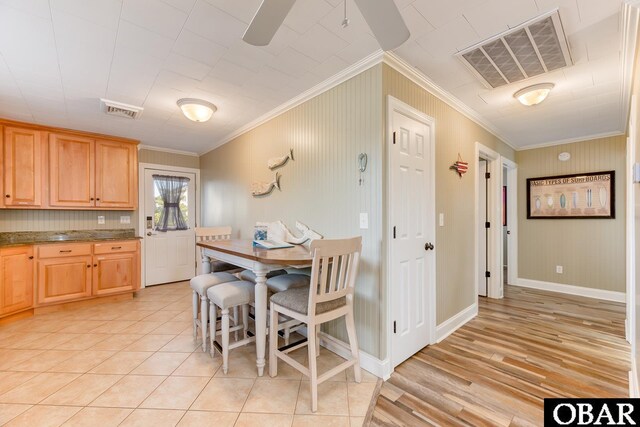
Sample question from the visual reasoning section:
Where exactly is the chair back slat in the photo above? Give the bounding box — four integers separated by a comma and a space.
307, 237, 362, 315
195, 226, 232, 242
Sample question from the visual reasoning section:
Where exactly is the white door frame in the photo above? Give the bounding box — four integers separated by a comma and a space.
475, 143, 503, 299
138, 163, 200, 288
627, 94, 637, 347
385, 96, 437, 374
502, 157, 518, 287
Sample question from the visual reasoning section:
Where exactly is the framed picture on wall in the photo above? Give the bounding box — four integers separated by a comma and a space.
526, 171, 615, 219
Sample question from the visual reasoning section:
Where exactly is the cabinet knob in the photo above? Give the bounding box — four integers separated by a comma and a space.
96, 198, 100, 201
93, 264, 97, 267
90, 198, 94, 201
5, 194, 9, 198
86, 264, 91, 268
28, 256, 34, 260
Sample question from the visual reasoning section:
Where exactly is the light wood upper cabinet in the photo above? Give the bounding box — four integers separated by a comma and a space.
0, 246, 34, 315
95, 140, 137, 209
3, 127, 42, 207
49, 133, 95, 207
0, 119, 139, 211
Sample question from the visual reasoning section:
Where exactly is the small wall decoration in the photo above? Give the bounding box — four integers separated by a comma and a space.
268, 148, 294, 170
358, 153, 367, 185
451, 154, 468, 177
251, 172, 281, 197
526, 171, 615, 219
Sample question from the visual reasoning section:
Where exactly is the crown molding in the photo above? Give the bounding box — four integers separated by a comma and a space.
138, 144, 199, 157
621, 1, 640, 133
200, 49, 386, 156
516, 130, 626, 151
381, 52, 518, 151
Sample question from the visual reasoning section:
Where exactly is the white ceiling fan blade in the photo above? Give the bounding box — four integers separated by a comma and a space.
243, 0, 296, 46
354, 0, 410, 51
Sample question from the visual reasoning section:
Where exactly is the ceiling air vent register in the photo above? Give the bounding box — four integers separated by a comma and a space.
457, 10, 572, 88
100, 98, 144, 119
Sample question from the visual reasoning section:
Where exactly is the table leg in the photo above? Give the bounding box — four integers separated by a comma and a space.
254, 267, 268, 376
201, 254, 211, 274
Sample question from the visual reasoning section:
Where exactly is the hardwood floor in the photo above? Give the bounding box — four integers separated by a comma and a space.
370, 286, 630, 426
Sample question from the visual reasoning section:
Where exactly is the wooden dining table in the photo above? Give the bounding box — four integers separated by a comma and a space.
196, 239, 312, 376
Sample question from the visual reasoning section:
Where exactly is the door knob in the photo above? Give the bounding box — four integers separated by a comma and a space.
425, 242, 434, 251
147, 232, 156, 236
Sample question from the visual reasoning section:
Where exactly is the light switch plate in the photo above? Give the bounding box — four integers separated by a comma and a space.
556, 265, 563, 274
97, 216, 105, 225
120, 216, 130, 224
634, 163, 640, 183
359, 213, 368, 229
439, 213, 444, 227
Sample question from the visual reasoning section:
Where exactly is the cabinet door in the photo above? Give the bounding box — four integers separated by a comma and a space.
49, 133, 94, 207
93, 251, 138, 296
95, 140, 137, 209
4, 127, 42, 206
37, 256, 92, 305
0, 246, 34, 315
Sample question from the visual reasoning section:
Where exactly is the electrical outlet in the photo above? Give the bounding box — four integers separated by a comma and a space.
556, 265, 563, 274
120, 216, 130, 224
359, 213, 368, 229
97, 216, 105, 225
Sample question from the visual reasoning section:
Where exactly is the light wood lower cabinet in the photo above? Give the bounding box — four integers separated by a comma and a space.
93, 245, 139, 296
0, 246, 34, 316
34, 240, 140, 307
37, 255, 92, 305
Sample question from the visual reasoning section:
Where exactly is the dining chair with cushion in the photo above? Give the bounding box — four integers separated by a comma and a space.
269, 237, 362, 412
196, 226, 240, 273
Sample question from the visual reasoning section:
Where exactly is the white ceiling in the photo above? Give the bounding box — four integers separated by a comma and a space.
0, 0, 628, 152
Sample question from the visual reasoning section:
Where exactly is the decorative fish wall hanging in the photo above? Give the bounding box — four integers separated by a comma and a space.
251, 172, 281, 197
268, 148, 294, 170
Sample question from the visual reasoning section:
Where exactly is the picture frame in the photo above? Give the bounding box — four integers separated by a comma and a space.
526, 171, 615, 219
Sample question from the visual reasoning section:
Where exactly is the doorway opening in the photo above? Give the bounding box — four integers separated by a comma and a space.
475, 143, 503, 299
502, 157, 518, 287
138, 164, 200, 287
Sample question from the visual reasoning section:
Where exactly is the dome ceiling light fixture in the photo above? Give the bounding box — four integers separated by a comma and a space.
177, 98, 217, 122
514, 83, 555, 106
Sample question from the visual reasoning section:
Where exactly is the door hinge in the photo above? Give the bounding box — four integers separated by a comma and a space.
392, 131, 396, 144
393, 321, 396, 334
485, 222, 490, 229
485, 172, 491, 179
485, 271, 491, 278
393, 226, 396, 239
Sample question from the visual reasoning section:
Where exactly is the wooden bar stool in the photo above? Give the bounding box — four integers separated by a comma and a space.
269, 237, 362, 412
207, 281, 256, 374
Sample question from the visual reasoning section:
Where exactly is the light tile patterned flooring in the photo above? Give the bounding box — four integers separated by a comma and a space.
0, 281, 377, 426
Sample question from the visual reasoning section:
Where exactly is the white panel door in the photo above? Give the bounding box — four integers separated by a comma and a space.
478, 160, 488, 297
390, 109, 435, 368
144, 169, 196, 286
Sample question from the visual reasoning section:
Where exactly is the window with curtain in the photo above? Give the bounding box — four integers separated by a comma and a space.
153, 174, 190, 231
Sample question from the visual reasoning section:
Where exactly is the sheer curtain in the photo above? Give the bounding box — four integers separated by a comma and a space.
153, 174, 190, 231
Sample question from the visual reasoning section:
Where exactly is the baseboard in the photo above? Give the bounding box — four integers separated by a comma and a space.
513, 278, 625, 303
435, 303, 478, 343
311, 331, 391, 380
631, 359, 639, 397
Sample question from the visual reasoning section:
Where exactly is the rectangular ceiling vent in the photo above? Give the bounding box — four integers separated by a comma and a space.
457, 10, 572, 89
100, 98, 144, 119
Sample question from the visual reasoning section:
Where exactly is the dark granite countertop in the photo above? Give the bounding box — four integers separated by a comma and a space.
0, 229, 141, 247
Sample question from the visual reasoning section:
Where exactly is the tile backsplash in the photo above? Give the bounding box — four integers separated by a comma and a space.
0, 210, 136, 232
